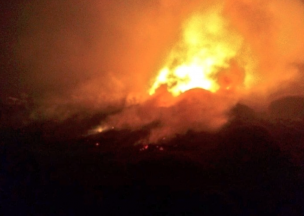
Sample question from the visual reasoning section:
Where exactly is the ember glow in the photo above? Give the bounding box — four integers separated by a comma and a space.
87, 125, 110, 136
149, 5, 252, 96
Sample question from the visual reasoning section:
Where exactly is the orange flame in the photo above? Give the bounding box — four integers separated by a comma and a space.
149, 5, 252, 97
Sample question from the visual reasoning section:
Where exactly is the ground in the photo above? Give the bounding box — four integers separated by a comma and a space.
1, 97, 304, 216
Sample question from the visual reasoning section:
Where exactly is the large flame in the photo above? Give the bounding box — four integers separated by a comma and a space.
149, 5, 251, 97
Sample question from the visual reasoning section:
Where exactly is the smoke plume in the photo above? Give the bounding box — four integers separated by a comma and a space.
3, 0, 304, 141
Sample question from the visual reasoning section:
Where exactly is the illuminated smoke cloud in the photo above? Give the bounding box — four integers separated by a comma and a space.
11, 0, 304, 141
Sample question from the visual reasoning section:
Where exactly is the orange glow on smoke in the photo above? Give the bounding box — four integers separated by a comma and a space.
149, 5, 254, 97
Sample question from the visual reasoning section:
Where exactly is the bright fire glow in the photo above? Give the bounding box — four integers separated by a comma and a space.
87, 125, 109, 136
149, 5, 247, 96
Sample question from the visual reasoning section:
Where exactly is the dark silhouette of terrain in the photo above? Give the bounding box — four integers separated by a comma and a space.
269, 96, 304, 119
1, 96, 304, 216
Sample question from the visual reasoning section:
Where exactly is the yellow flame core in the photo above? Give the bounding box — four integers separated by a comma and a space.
149, 7, 245, 96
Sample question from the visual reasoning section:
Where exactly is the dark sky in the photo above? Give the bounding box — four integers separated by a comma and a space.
0, 1, 24, 98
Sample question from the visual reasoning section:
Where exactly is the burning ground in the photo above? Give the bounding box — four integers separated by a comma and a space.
1, 0, 304, 215
1, 95, 304, 215
2, 0, 304, 131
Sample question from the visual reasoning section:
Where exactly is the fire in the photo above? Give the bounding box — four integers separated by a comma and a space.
149, 5, 248, 97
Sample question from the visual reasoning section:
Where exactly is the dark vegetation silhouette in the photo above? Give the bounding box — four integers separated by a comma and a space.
1, 96, 304, 216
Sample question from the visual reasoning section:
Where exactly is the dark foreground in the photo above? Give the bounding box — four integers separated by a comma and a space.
1, 98, 304, 216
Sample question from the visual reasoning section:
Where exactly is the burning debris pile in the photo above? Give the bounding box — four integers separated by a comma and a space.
2, 97, 304, 215
83, 0, 304, 143
1, 0, 304, 144
149, 5, 247, 96
2, 0, 304, 215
